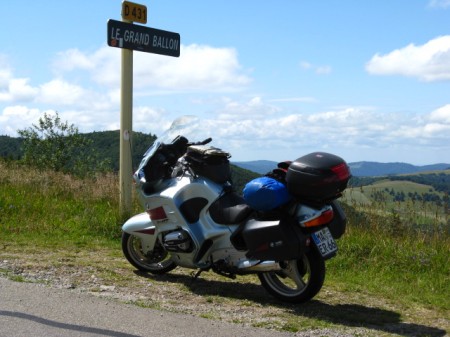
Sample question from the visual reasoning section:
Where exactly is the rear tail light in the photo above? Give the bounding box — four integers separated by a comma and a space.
331, 163, 350, 181
301, 209, 334, 228
147, 206, 168, 220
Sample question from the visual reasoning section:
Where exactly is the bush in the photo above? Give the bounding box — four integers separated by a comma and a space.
17, 112, 110, 177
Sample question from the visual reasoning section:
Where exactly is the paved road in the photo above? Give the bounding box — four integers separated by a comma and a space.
0, 276, 296, 337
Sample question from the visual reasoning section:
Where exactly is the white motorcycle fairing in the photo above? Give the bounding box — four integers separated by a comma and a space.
124, 175, 252, 270
122, 213, 157, 255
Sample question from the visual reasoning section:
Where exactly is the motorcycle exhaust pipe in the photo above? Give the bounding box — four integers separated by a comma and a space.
238, 260, 281, 272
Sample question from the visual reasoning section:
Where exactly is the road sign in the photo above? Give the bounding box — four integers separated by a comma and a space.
122, 1, 147, 24
107, 19, 180, 57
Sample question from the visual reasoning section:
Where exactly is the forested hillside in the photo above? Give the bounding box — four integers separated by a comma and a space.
0, 131, 157, 171
391, 172, 450, 194
0, 135, 23, 160
82, 131, 157, 171
230, 165, 260, 194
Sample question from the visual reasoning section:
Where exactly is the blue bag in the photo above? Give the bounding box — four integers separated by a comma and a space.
243, 177, 292, 211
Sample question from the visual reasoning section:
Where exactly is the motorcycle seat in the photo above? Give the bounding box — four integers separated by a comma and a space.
209, 192, 253, 225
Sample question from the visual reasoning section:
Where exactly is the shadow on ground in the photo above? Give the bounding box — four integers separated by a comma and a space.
134, 270, 447, 337
0, 311, 139, 337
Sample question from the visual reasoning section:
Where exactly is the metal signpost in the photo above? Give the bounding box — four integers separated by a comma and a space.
108, 1, 180, 218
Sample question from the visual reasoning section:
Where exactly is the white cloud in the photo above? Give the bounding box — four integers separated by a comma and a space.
429, 104, 450, 123
428, 0, 450, 8
0, 78, 38, 103
366, 35, 450, 81
315, 66, 332, 75
0, 105, 42, 135
132, 106, 172, 135
300, 61, 332, 75
300, 61, 312, 70
0, 57, 38, 103
269, 97, 317, 103
186, 98, 450, 163
52, 49, 95, 73
0, 67, 13, 89
51, 44, 252, 92
132, 44, 252, 91
37, 79, 85, 105
215, 96, 280, 121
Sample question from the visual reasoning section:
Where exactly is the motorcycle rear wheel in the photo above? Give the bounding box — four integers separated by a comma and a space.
122, 232, 177, 274
258, 249, 325, 303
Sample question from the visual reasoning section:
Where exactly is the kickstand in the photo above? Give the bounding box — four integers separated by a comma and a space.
192, 269, 203, 280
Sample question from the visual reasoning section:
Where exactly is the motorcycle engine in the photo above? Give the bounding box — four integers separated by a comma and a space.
163, 229, 193, 252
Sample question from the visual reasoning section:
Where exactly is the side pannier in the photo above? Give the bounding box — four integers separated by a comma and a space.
185, 145, 231, 184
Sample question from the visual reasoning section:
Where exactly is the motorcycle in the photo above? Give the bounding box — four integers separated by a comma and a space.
122, 116, 350, 303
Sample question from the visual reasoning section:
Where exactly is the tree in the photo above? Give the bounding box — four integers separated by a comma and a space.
17, 112, 109, 177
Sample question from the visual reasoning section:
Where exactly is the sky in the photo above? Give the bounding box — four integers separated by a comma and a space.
1, 0, 450, 165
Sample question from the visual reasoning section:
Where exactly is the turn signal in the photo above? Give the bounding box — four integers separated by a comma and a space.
302, 209, 334, 228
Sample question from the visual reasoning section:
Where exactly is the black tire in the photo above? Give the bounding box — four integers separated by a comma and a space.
258, 249, 325, 303
121, 232, 177, 274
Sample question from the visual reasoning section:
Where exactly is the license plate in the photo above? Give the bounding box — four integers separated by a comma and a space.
311, 227, 337, 258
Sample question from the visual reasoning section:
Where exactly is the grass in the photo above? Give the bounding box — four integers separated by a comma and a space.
1, 159, 449, 335
343, 184, 448, 233
335, 188, 449, 312
0, 160, 128, 246
328, 223, 448, 310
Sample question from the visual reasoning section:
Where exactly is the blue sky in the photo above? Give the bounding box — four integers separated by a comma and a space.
1, 0, 450, 165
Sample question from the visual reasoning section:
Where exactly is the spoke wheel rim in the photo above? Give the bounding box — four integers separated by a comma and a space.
262, 257, 311, 297
127, 235, 172, 271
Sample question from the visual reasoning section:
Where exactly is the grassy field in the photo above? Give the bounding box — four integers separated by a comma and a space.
0, 159, 448, 335
343, 178, 448, 231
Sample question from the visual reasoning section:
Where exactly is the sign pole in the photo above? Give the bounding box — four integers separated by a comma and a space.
120, 20, 133, 219
108, 1, 180, 219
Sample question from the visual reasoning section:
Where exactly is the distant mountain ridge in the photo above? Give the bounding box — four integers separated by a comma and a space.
232, 160, 450, 177
347, 161, 450, 177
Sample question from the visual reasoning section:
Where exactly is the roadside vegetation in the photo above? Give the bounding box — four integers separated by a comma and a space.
0, 113, 448, 335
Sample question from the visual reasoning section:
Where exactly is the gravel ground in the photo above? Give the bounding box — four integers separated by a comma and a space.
0, 253, 448, 337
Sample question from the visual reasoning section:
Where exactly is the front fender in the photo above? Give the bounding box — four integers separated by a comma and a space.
122, 212, 158, 253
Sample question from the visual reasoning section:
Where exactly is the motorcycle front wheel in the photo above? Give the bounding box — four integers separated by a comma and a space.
122, 232, 177, 274
258, 249, 325, 303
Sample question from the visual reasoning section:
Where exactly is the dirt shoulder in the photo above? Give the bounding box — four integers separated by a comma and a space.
0, 247, 448, 337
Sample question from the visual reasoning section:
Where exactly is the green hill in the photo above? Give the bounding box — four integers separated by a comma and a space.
349, 170, 450, 193
345, 179, 446, 204
345, 171, 450, 204
0, 131, 157, 170
82, 130, 157, 171
342, 171, 449, 230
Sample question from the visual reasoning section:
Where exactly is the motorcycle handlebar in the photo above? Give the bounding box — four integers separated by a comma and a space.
188, 137, 212, 146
